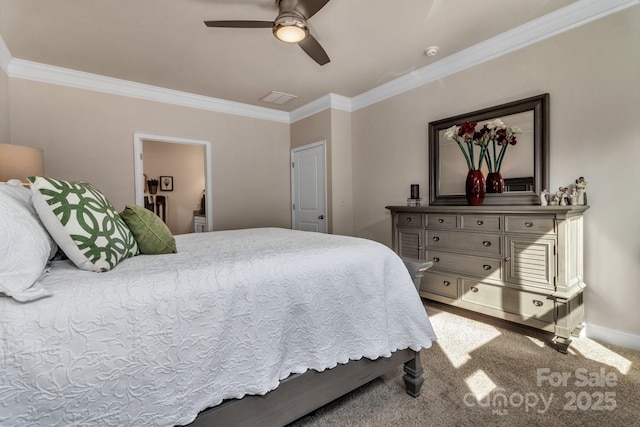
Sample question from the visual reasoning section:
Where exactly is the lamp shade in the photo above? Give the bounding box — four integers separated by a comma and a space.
274, 25, 307, 43
0, 143, 44, 183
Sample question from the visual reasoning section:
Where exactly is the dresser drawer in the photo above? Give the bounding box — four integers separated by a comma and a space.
397, 212, 424, 226
421, 272, 458, 299
461, 281, 554, 323
428, 250, 502, 280
426, 230, 502, 256
426, 214, 458, 229
461, 215, 501, 232
505, 215, 555, 234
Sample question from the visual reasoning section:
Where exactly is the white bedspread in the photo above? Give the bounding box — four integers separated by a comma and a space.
0, 228, 436, 427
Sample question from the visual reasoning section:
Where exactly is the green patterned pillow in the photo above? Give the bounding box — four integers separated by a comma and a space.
120, 205, 177, 254
28, 176, 139, 272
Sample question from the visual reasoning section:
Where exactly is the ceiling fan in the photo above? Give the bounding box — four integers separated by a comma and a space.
204, 0, 331, 65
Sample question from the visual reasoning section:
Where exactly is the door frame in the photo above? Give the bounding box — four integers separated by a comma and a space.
291, 140, 328, 232
133, 133, 213, 232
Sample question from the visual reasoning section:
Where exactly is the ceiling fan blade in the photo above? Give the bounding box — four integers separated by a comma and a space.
294, 0, 330, 19
298, 34, 330, 65
204, 20, 273, 28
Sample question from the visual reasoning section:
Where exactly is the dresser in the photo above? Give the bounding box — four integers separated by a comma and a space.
386, 205, 588, 353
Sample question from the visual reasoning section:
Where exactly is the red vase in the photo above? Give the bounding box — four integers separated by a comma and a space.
486, 172, 505, 193
465, 170, 486, 206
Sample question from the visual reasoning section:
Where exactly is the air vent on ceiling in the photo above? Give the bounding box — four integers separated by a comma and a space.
260, 91, 297, 105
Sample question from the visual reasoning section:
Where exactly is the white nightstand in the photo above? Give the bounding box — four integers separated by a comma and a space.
194, 213, 207, 233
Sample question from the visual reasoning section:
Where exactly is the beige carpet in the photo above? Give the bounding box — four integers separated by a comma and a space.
289, 301, 640, 427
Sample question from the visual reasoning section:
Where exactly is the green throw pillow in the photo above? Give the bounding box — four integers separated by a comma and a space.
120, 204, 177, 254
28, 176, 139, 272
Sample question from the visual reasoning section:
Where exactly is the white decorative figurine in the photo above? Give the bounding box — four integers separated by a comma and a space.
540, 189, 549, 206
561, 187, 570, 206
569, 188, 578, 205
575, 176, 588, 205
556, 187, 568, 206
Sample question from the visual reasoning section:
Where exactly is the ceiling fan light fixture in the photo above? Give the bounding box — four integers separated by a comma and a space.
204, 0, 330, 65
273, 14, 308, 43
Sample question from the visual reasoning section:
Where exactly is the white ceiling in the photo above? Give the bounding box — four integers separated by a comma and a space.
1, 0, 621, 114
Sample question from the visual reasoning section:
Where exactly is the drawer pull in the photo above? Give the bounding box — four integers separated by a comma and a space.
432, 236, 440, 242
477, 220, 484, 225
406, 217, 412, 222
482, 264, 492, 270
470, 286, 479, 293
482, 241, 491, 247
532, 300, 544, 307
443, 280, 451, 287
525, 221, 534, 227
433, 257, 440, 263
438, 218, 444, 223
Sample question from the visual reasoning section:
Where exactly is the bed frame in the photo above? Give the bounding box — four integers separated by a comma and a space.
187, 349, 423, 427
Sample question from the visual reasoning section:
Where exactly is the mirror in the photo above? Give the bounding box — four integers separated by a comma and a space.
428, 93, 549, 205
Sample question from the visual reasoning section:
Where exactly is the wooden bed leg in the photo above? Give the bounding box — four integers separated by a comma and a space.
402, 350, 424, 397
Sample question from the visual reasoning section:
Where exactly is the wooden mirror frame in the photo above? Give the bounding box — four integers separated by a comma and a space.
428, 93, 549, 206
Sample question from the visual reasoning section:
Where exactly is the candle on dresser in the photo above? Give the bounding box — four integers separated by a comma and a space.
410, 184, 420, 199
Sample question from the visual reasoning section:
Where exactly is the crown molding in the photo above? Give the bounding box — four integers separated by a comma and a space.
2, 51, 290, 124
351, 0, 639, 111
1, 0, 637, 123
0, 36, 12, 74
289, 93, 352, 123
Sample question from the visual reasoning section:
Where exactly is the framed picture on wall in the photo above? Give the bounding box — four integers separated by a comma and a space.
160, 176, 173, 191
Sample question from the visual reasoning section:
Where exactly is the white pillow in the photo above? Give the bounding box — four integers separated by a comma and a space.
0, 180, 56, 302
29, 176, 139, 272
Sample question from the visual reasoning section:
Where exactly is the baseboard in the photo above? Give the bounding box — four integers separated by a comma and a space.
585, 323, 640, 351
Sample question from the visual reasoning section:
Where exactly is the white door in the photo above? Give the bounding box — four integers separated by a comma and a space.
291, 142, 326, 233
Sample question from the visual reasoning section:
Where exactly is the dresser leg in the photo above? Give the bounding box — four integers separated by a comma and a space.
554, 336, 572, 354
571, 323, 585, 337
403, 351, 424, 397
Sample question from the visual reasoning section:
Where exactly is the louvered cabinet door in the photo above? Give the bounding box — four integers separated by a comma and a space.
396, 226, 424, 260
505, 235, 556, 289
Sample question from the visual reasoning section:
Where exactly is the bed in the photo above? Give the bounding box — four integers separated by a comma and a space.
0, 178, 436, 427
